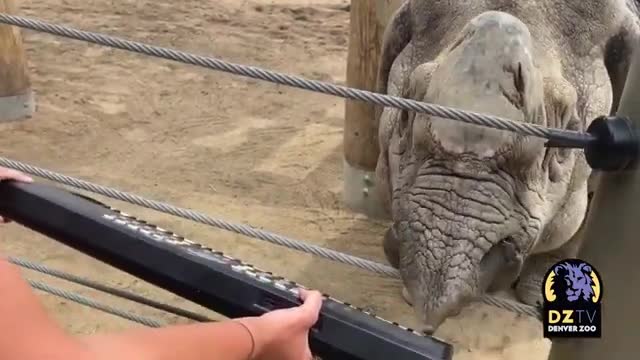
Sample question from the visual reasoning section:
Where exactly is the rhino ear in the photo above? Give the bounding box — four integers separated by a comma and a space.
374, 1, 412, 121
604, 18, 640, 115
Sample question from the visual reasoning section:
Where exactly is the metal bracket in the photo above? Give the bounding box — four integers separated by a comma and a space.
0, 90, 35, 122
342, 158, 389, 219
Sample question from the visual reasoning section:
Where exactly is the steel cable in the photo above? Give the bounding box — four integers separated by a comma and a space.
0, 156, 401, 278
0, 13, 594, 148
10, 256, 212, 322
28, 279, 163, 327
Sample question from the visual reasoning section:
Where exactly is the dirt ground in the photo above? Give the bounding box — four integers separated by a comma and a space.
0, 0, 550, 359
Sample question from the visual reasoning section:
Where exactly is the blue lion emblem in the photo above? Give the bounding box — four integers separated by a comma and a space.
544, 260, 601, 303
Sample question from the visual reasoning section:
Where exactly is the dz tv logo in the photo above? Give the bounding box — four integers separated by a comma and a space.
542, 258, 602, 338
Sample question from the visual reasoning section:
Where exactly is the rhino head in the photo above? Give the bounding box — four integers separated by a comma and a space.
375, 0, 639, 332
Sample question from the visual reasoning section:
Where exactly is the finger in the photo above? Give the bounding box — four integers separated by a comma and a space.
298, 288, 308, 300
298, 288, 318, 302
297, 289, 323, 325
0, 168, 32, 181
0, 168, 32, 183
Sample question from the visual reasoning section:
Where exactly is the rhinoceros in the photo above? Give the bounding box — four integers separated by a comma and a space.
375, 0, 639, 333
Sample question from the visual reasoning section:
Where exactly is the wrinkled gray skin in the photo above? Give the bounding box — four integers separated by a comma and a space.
375, 0, 640, 333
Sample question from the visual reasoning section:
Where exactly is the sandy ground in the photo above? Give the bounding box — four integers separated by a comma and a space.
0, 0, 550, 359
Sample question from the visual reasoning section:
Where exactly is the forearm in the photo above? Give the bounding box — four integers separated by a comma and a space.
0, 257, 90, 359
0, 258, 263, 360
82, 319, 257, 360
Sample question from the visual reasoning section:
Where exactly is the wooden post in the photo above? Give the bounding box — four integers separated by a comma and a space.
545, 37, 640, 360
0, 0, 34, 122
343, 0, 403, 219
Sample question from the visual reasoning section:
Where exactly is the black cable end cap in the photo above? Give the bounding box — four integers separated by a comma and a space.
585, 115, 640, 171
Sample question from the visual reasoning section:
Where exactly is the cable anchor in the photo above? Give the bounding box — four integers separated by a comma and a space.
583, 115, 640, 171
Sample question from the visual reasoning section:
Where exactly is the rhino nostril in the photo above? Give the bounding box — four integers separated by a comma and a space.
383, 226, 401, 269
500, 236, 519, 263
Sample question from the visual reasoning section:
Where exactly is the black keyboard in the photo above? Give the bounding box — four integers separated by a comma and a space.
0, 181, 454, 360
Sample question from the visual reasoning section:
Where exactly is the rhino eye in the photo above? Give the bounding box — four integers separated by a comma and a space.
398, 110, 410, 137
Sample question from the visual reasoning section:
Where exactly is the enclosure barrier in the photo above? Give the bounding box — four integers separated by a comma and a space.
0, 9, 636, 360
0, 11, 553, 318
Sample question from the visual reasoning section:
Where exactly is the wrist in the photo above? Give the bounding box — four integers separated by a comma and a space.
233, 317, 268, 360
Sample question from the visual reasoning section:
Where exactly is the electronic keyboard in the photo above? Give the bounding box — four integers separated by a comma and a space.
0, 181, 453, 360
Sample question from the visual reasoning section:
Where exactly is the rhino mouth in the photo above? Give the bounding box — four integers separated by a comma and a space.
390, 163, 531, 331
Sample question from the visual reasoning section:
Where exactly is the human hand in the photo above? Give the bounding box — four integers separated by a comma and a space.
0, 167, 32, 223
237, 288, 323, 360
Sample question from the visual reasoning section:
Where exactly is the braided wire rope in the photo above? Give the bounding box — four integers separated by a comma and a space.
27, 279, 163, 327
10, 256, 211, 322
0, 157, 401, 278
0, 157, 542, 320
0, 13, 593, 148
